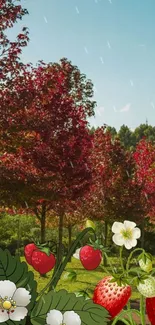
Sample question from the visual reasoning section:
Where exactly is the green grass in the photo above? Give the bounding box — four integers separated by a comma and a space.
20, 256, 149, 300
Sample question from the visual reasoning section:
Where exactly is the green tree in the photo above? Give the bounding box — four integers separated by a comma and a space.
118, 125, 134, 150
106, 126, 117, 139
134, 124, 155, 144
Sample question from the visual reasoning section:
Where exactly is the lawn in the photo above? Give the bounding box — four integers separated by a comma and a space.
20, 255, 150, 300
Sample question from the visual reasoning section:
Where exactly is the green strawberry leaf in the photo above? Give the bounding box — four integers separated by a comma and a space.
0, 248, 37, 325
143, 254, 146, 264
30, 289, 109, 325
128, 277, 138, 286
145, 253, 153, 261
128, 267, 146, 276
75, 290, 90, 299
109, 277, 117, 283
137, 253, 143, 261
66, 271, 77, 282
35, 246, 51, 256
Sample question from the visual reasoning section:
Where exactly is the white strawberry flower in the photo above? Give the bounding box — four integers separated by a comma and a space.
0, 280, 31, 323
46, 309, 81, 325
73, 248, 82, 259
112, 220, 141, 250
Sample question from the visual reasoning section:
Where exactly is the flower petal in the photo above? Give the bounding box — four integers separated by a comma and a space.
112, 233, 125, 246
124, 239, 137, 250
9, 307, 28, 321
12, 288, 31, 307
73, 248, 82, 260
124, 221, 136, 230
63, 311, 81, 325
112, 222, 124, 234
132, 227, 141, 239
46, 309, 63, 325
0, 310, 9, 323
0, 280, 16, 299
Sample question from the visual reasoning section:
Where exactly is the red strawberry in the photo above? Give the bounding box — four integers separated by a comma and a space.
93, 276, 132, 319
31, 250, 56, 275
24, 243, 37, 265
79, 245, 102, 270
146, 297, 155, 325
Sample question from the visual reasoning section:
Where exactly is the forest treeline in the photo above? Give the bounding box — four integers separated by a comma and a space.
90, 122, 155, 151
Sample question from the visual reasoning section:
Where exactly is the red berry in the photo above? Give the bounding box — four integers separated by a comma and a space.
24, 243, 37, 265
31, 251, 56, 275
79, 245, 102, 270
93, 276, 132, 319
146, 297, 155, 325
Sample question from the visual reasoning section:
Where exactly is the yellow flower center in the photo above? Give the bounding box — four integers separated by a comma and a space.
121, 228, 133, 240
2, 301, 12, 310
0, 296, 16, 312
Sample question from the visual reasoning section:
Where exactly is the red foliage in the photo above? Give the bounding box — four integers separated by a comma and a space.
133, 139, 155, 220
79, 127, 144, 224
0, 1, 95, 249
0, 0, 29, 83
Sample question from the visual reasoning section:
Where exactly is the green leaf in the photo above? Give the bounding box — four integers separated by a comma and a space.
143, 254, 147, 264
138, 253, 143, 260
75, 290, 90, 299
66, 271, 77, 282
30, 289, 109, 325
36, 246, 51, 256
146, 253, 153, 261
86, 220, 96, 230
0, 248, 37, 325
128, 267, 145, 276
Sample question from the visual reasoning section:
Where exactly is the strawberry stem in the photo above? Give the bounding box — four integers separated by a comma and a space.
126, 248, 145, 273
140, 295, 146, 325
38, 227, 96, 296
120, 246, 125, 272
111, 309, 141, 325
101, 251, 115, 274
127, 302, 135, 325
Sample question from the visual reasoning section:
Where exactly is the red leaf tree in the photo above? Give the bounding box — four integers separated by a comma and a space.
0, 0, 29, 83
0, 1, 96, 265
133, 138, 155, 245
79, 127, 144, 248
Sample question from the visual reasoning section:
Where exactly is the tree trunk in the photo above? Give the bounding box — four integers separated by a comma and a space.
68, 225, 72, 262
141, 218, 145, 249
57, 212, 64, 267
103, 221, 108, 266
40, 203, 46, 243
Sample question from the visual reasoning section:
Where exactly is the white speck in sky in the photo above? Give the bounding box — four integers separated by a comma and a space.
75, 6, 79, 14
151, 101, 155, 109
96, 109, 101, 116
84, 46, 88, 54
113, 105, 117, 112
100, 56, 104, 64
120, 103, 131, 112
107, 41, 111, 49
130, 79, 134, 87
44, 16, 48, 23
94, 85, 98, 93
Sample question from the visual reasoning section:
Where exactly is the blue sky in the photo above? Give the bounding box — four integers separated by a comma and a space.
8, 0, 155, 130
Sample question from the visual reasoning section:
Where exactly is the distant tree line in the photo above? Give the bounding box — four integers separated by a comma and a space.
89, 122, 155, 151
